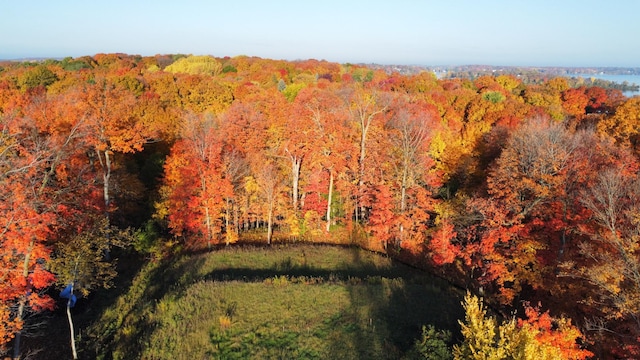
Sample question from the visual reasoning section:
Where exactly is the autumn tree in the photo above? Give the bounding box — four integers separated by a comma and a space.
281, 104, 306, 215
254, 160, 282, 245
341, 85, 390, 222
427, 82, 479, 195
522, 80, 564, 121
386, 97, 440, 248
218, 99, 270, 232
141, 70, 184, 137
561, 87, 589, 121
597, 96, 640, 155
254, 88, 304, 218
465, 117, 579, 302
78, 77, 153, 256
0, 175, 55, 358
0, 89, 92, 359
159, 113, 233, 250
583, 86, 610, 114
174, 74, 234, 114
562, 167, 640, 355
454, 293, 592, 360
163, 55, 223, 76
221, 148, 249, 244
292, 86, 352, 234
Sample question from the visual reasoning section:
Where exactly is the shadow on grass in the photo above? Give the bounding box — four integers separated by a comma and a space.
82, 244, 465, 360
189, 244, 437, 284
21, 249, 149, 360
192, 246, 465, 359
326, 247, 464, 359
80, 254, 209, 360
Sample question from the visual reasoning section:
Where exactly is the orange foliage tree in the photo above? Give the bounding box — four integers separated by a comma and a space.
293, 86, 353, 235
0, 88, 97, 358
563, 165, 640, 357
159, 113, 233, 250
341, 85, 391, 223
77, 77, 153, 246
386, 96, 441, 250
463, 118, 580, 303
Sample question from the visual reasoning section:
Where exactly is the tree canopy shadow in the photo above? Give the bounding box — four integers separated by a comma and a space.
68, 244, 465, 359
80, 253, 209, 360
323, 247, 465, 359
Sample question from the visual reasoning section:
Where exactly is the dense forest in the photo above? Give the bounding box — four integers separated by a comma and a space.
1, 53, 639, 359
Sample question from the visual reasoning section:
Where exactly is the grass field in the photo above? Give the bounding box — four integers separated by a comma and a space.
81, 244, 465, 359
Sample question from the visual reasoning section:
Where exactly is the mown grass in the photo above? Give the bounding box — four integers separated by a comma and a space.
83, 244, 465, 359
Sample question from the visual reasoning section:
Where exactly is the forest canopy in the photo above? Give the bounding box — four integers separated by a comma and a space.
0, 53, 639, 358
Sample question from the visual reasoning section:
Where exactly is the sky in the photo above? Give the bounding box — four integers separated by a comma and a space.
2, 0, 639, 67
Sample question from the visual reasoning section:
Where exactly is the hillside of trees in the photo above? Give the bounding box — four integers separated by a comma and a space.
1, 53, 640, 358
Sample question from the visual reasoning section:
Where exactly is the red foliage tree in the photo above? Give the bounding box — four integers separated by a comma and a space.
160, 113, 233, 250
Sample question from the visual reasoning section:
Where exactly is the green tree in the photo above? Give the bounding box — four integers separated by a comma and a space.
18, 65, 58, 90
409, 325, 453, 360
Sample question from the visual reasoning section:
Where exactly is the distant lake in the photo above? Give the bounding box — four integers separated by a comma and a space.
568, 73, 640, 97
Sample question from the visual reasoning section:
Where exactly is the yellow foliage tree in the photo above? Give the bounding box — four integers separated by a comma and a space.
454, 293, 592, 360
597, 97, 640, 153
164, 55, 223, 76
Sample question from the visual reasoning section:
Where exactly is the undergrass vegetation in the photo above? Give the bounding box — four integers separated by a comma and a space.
84, 244, 464, 359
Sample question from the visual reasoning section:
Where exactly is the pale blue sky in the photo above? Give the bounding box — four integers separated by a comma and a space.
1, 0, 638, 67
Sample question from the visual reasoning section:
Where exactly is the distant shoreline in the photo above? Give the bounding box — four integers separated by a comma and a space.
363, 63, 640, 77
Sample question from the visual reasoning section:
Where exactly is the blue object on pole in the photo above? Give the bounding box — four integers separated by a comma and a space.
60, 284, 73, 298
68, 294, 77, 308
60, 284, 77, 308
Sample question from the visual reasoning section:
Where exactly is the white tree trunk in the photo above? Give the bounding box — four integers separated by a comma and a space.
99, 149, 112, 260
326, 171, 334, 232
291, 156, 302, 213
267, 202, 274, 245
66, 284, 78, 360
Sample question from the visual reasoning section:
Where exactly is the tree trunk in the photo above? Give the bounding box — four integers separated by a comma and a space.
357, 128, 367, 223
202, 176, 213, 250
13, 240, 34, 360
326, 171, 334, 232
204, 205, 212, 250
103, 154, 111, 217
291, 156, 302, 213
558, 201, 568, 263
99, 149, 112, 260
267, 202, 274, 245
399, 163, 408, 246
66, 285, 78, 360
234, 205, 240, 234
225, 198, 231, 246
12, 297, 25, 360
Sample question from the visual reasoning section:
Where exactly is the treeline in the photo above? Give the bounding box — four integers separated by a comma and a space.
436, 65, 640, 92
585, 77, 640, 92
1, 53, 640, 358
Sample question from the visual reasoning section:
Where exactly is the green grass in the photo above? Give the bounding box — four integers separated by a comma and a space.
83, 244, 465, 359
